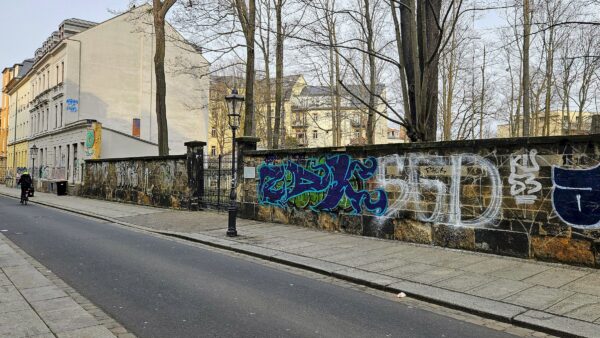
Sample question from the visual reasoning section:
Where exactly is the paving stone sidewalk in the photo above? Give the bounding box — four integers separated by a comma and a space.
2, 186, 600, 337
0, 231, 131, 338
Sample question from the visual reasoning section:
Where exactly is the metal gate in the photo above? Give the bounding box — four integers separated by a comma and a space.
200, 154, 233, 210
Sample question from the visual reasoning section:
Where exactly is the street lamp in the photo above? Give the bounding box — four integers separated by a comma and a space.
225, 88, 244, 237
30, 145, 38, 179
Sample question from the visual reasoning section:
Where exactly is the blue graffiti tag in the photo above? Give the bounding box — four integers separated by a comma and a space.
258, 155, 388, 215
552, 163, 600, 229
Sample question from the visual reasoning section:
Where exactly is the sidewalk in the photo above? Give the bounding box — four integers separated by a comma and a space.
0, 232, 130, 337
2, 186, 600, 337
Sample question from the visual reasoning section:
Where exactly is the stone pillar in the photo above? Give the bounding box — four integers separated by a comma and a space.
184, 141, 206, 210
235, 136, 260, 181
235, 137, 260, 215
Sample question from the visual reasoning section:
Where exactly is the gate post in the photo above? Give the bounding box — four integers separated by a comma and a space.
184, 141, 206, 210
234, 137, 260, 217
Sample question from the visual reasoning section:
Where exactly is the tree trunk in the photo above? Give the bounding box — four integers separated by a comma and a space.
363, 0, 376, 144
153, 0, 177, 156
543, 26, 555, 136
272, 0, 283, 149
522, 0, 531, 137
234, 0, 256, 137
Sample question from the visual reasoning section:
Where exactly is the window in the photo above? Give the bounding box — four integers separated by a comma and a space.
56, 65, 59, 84
210, 146, 216, 156
211, 128, 217, 137
59, 102, 63, 126
313, 130, 318, 139
61, 62, 64, 82
55, 105, 58, 128
47, 70, 50, 88
46, 108, 49, 130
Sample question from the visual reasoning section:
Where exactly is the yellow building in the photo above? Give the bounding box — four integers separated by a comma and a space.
4, 60, 34, 186
497, 110, 596, 138
1, 67, 14, 180
208, 74, 390, 156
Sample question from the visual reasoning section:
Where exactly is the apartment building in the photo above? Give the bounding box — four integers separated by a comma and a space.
4, 60, 34, 185
208, 74, 389, 156
2, 5, 209, 189
496, 110, 597, 138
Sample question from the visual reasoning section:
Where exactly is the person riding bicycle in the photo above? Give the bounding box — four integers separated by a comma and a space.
18, 171, 32, 203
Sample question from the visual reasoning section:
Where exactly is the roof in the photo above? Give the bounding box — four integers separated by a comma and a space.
17, 59, 34, 77
60, 18, 98, 27
300, 84, 385, 98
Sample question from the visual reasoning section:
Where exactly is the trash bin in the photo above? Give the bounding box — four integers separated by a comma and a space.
56, 181, 67, 196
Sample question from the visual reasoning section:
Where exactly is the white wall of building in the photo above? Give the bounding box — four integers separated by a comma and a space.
63, 6, 209, 155
101, 127, 157, 158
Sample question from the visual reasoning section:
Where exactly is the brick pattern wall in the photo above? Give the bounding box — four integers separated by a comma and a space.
239, 135, 600, 267
80, 155, 190, 209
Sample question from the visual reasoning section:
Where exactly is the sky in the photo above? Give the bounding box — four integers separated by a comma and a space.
0, 0, 131, 69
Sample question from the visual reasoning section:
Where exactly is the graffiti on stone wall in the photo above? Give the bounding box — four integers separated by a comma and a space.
509, 149, 542, 205
252, 147, 600, 231
258, 155, 387, 215
552, 163, 600, 229
376, 153, 502, 227
116, 162, 140, 188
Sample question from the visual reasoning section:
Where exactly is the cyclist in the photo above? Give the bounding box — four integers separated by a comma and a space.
18, 171, 32, 204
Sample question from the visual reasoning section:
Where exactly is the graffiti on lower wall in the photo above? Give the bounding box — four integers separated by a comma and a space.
258, 155, 387, 215
509, 149, 542, 205
256, 150, 600, 230
552, 163, 600, 229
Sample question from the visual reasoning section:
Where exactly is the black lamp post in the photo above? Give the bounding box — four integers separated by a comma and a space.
30, 145, 38, 180
225, 88, 244, 237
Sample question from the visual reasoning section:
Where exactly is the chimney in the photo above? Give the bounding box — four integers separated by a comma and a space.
132, 118, 140, 138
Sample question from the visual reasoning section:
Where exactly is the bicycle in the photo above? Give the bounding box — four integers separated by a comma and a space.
20, 188, 30, 205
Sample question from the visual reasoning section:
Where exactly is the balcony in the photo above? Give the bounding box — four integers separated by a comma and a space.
292, 119, 307, 128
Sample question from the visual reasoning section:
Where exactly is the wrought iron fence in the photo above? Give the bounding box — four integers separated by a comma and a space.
199, 154, 233, 210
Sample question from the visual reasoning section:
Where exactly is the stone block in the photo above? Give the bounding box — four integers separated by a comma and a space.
531, 236, 595, 266
238, 202, 256, 220
362, 216, 394, 239
318, 212, 339, 232
474, 228, 530, 258
432, 223, 475, 250
394, 219, 432, 244
272, 207, 290, 224
256, 205, 272, 222
339, 214, 362, 235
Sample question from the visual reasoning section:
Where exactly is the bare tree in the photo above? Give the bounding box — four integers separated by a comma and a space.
233, 0, 257, 136
153, 0, 177, 155
522, 0, 532, 136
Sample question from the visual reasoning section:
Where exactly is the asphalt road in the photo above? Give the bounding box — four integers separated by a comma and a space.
0, 196, 516, 338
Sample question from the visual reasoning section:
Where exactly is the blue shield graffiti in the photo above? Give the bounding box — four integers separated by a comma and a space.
552, 164, 600, 229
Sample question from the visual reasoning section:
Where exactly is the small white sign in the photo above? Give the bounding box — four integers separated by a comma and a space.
244, 166, 256, 179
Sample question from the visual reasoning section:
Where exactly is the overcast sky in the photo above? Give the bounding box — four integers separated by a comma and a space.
0, 0, 130, 69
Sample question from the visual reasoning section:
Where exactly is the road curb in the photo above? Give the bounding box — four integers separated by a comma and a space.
4, 191, 598, 337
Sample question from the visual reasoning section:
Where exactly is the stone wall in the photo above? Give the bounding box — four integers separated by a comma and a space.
238, 135, 600, 267
80, 155, 190, 209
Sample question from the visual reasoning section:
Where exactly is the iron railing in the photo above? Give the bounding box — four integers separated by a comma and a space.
199, 154, 233, 211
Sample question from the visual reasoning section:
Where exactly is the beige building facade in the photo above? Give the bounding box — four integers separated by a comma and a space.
3, 6, 210, 188
208, 75, 390, 156
496, 110, 596, 138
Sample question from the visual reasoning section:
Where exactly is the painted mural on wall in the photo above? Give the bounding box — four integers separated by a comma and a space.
552, 163, 600, 229
258, 155, 387, 215
85, 122, 102, 159
256, 149, 600, 230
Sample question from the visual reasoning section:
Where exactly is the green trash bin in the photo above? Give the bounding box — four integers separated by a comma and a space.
56, 181, 67, 196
